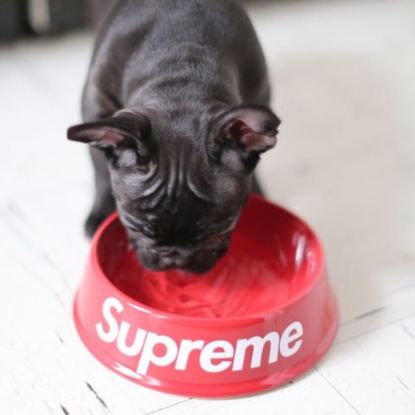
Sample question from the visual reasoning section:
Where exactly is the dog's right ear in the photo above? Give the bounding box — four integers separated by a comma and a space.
67, 111, 153, 161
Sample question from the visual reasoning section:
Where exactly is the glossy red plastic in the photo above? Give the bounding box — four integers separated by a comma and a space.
73, 195, 339, 398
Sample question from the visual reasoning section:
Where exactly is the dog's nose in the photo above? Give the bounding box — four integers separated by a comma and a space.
154, 247, 189, 269
160, 257, 184, 269
158, 247, 190, 259
163, 248, 180, 258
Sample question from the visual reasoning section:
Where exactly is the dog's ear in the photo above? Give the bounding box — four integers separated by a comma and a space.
67, 111, 153, 161
212, 105, 280, 154
208, 105, 280, 172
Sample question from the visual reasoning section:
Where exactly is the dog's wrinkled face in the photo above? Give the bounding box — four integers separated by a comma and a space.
111, 139, 249, 273
68, 105, 280, 273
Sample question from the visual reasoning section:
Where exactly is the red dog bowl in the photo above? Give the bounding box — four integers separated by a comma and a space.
73, 195, 339, 398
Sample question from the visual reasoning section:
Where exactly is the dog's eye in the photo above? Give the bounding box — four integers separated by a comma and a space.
133, 223, 156, 239
127, 224, 155, 238
141, 226, 156, 238
120, 214, 156, 237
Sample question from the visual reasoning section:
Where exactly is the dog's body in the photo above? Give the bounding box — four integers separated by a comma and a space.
68, 0, 280, 273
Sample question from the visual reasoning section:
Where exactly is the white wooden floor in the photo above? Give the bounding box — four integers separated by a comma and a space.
1, 0, 415, 414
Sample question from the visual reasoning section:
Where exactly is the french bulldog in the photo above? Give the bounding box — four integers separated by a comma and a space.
67, 0, 280, 274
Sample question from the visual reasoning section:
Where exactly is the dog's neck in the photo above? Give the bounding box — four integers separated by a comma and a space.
123, 42, 240, 124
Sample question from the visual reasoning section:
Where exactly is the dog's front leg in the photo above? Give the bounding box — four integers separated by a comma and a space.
85, 147, 115, 237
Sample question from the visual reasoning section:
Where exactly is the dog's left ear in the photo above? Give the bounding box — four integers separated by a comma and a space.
67, 111, 153, 161
212, 105, 281, 154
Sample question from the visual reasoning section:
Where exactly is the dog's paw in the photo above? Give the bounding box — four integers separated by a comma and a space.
84, 213, 107, 238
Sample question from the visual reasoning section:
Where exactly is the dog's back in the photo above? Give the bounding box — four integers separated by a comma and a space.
85, 0, 270, 117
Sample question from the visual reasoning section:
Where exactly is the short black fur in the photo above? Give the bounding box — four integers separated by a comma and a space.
68, 0, 280, 274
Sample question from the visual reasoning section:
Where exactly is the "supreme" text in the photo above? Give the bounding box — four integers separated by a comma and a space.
96, 297, 304, 376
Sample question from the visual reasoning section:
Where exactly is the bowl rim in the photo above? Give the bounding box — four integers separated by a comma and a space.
89, 195, 326, 325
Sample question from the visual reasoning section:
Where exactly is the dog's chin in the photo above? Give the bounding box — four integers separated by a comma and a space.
179, 261, 218, 275
139, 257, 222, 275
136, 248, 228, 275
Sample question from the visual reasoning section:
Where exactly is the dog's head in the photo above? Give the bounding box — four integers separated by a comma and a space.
68, 105, 280, 273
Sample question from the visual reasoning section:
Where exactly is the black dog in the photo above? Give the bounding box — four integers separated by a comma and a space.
68, 0, 280, 274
